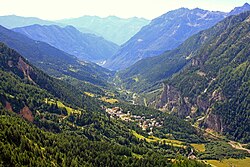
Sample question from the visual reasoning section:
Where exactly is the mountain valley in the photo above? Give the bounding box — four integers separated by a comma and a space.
115, 10, 250, 144
0, 2, 249, 167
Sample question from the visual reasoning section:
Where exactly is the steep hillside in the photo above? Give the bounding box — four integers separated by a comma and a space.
13, 24, 119, 63
106, 3, 250, 70
0, 42, 98, 109
0, 15, 63, 28
105, 8, 226, 70
156, 11, 250, 143
0, 25, 112, 86
0, 42, 218, 167
0, 42, 133, 140
117, 4, 250, 92
0, 111, 212, 167
116, 16, 221, 92
56, 16, 150, 45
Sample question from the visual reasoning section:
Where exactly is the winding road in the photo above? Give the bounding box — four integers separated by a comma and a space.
228, 141, 250, 154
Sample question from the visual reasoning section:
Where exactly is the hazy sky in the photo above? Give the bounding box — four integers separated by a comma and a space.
0, 0, 249, 20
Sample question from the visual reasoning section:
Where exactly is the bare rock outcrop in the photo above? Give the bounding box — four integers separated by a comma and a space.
5, 101, 13, 112
203, 112, 223, 133
20, 106, 34, 122
17, 57, 34, 83
157, 84, 190, 117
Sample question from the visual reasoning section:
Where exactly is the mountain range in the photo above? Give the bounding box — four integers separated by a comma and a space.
56, 16, 150, 45
106, 3, 250, 70
0, 15, 150, 45
0, 2, 250, 166
13, 24, 119, 63
0, 25, 112, 86
0, 15, 63, 28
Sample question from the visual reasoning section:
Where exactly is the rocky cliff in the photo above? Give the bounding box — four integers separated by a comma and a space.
155, 12, 250, 142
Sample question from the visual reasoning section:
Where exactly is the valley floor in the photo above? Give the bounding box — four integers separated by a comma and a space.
204, 157, 250, 167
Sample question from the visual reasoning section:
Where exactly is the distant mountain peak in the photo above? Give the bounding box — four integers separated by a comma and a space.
193, 7, 205, 11
243, 2, 250, 7
229, 2, 250, 15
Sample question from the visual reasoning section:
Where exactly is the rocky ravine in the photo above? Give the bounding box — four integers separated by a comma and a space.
156, 80, 226, 133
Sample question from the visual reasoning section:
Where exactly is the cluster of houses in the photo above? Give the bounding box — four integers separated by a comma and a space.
105, 107, 131, 121
105, 107, 164, 134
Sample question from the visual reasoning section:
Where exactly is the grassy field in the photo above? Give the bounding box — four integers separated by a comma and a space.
132, 130, 185, 148
68, 67, 79, 72
132, 130, 145, 139
132, 153, 143, 159
5, 93, 15, 98
45, 98, 81, 115
143, 98, 147, 106
84, 92, 95, 97
204, 158, 250, 167
100, 97, 119, 104
191, 143, 206, 152
133, 77, 139, 82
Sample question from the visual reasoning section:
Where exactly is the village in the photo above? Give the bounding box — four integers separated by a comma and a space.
105, 107, 164, 135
